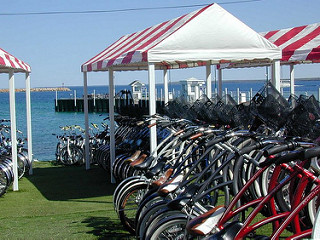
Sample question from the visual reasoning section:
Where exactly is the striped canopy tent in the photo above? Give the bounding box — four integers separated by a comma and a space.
262, 23, 320, 95
262, 22, 320, 64
81, 3, 281, 177
0, 48, 31, 73
0, 48, 33, 191
220, 23, 320, 95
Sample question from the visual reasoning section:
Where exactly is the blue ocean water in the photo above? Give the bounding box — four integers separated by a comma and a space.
0, 80, 319, 161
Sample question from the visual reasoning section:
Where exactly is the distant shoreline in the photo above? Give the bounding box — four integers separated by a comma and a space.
0, 87, 71, 93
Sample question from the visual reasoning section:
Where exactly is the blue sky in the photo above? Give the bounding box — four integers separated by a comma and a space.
0, 0, 319, 88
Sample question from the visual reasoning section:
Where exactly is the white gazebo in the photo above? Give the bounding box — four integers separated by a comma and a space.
0, 48, 33, 191
81, 3, 281, 181
129, 80, 146, 101
180, 77, 205, 102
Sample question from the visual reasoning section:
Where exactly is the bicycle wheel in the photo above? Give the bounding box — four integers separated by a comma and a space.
145, 214, 188, 240
312, 208, 320, 239
117, 181, 149, 234
59, 146, 83, 165
113, 177, 147, 212
0, 167, 8, 197
137, 200, 170, 239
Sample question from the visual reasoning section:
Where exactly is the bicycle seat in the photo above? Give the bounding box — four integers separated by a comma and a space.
206, 221, 243, 240
186, 205, 226, 236
151, 168, 173, 188
124, 150, 141, 163
129, 153, 147, 167
145, 161, 165, 178
133, 155, 154, 170
157, 173, 184, 196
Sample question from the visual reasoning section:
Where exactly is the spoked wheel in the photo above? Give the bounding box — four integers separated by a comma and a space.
0, 168, 8, 197
60, 146, 83, 165
117, 182, 148, 234
146, 214, 188, 240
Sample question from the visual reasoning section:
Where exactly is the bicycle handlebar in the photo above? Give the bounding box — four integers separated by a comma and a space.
263, 141, 298, 157
260, 146, 320, 167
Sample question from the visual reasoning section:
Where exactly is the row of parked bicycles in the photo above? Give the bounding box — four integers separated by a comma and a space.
0, 119, 31, 197
54, 122, 109, 166
91, 82, 320, 239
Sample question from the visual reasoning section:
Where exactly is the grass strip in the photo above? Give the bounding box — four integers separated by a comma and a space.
0, 161, 134, 240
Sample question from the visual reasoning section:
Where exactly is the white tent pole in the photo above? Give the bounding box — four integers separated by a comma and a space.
108, 68, 116, 183
290, 64, 295, 96
25, 72, 33, 175
55, 90, 58, 107
218, 68, 222, 97
195, 85, 199, 101
206, 61, 212, 98
271, 60, 281, 92
74, 90, 77, 107
148, 63, 157, 156
9, 70, 18, 191
83, 72, 90, 170
163, 68, 169, 104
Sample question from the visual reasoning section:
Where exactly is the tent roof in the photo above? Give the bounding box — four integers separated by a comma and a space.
82, 3, 281, 72
261, 22, 320, 64
0, 48, 31, 73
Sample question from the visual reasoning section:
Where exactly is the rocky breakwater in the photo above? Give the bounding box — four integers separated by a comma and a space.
0, 87, 71, 93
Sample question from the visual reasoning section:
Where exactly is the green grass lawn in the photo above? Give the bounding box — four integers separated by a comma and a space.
0, 161, 134, 240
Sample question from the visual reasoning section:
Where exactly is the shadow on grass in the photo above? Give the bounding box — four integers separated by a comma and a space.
82, 216, 135, 240
26, 162, 116, 201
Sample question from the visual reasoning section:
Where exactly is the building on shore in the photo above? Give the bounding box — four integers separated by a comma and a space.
180, 77, 205, 102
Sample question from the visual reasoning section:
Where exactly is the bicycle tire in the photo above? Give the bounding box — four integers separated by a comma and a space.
113, 177, 148, 211
312, 208, 320, 239
145, 214, 188, 240
0, 167, 9, 197
117, 181, 149, 234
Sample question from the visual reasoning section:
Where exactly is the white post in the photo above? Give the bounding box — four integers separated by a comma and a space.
206, 61, 212, 98
108, 68, 116, 183
318, 88, 320, 102
225, 88, 228, 103
160, 89, 163, 102
55, 90, 58, 107
163, 68, 169, 104
25, 73, 33, 175
195, 85, 199, 101
290, 64, 295, 96
271, 60, 281, 92
250, 88, 253, 100
93, 89, 96, 106
74, 90, 77, 107
148, 63, 157, 156
145, 88, 147, 105
218, 68, 222, 97
83, 72, 90, 170
9, 70, 18, 191
237, 88, 240, 104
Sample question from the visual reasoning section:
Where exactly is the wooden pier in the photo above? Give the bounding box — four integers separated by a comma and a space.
55, 98, 165, 116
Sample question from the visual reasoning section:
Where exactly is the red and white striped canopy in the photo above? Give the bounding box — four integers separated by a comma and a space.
82, 3, 281, 72
261, 22, 320, 64
0, 48, 31, 73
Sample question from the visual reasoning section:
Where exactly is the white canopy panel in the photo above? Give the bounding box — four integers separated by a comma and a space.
82, 3, 281, 72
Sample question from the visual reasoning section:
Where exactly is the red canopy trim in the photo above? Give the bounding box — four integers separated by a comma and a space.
0, 48, 31, 73
261, 23, 320, 63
